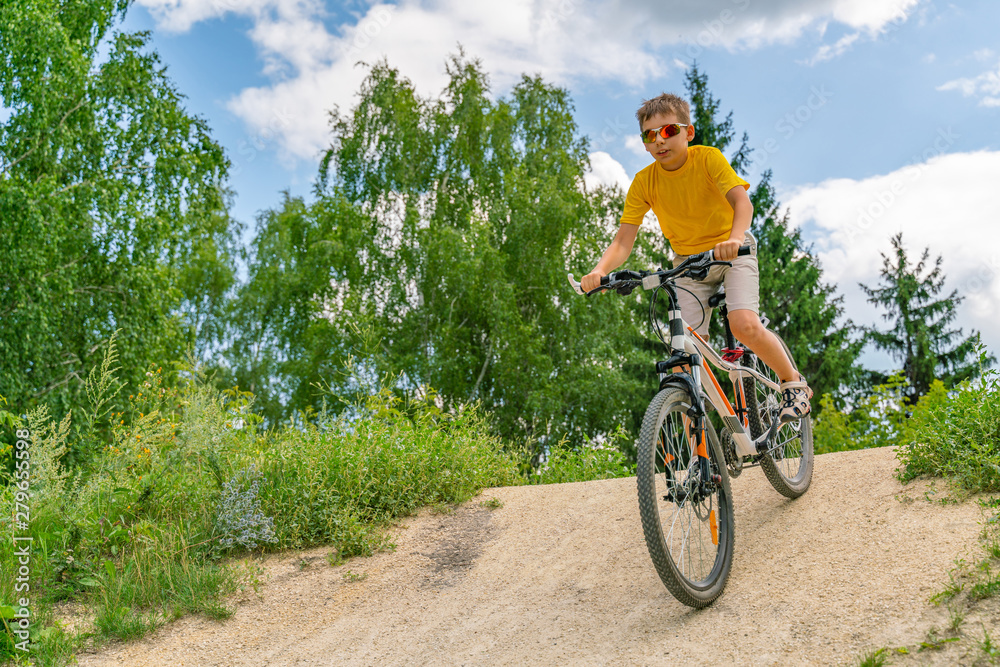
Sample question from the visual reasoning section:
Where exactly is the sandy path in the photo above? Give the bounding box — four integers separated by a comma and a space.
77, 447, 986, 666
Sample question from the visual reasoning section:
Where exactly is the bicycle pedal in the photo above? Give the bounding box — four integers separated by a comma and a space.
721, 348, 744, 362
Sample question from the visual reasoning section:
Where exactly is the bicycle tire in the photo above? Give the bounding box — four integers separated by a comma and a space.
741, 330, 814, 499
636, 387, 735, 607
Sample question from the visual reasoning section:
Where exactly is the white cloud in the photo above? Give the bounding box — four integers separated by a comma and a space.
805, 31, 861, 65
136, 0, 925, 160
137, 0, 320, 33
140, 0, 663, 160
782, 150, 1000, 360
938, 59, 1000, 107
617, 0, 920, 56
827, 0, 916, 32
624, 135, 649, 159
798, 0, 918, 64
584, 152, 631, 192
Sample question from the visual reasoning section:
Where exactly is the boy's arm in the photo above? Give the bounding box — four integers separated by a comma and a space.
581, 224, 640, 292
715, 185, 754, 261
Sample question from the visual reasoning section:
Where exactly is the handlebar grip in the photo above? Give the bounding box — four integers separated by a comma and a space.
705, 244, 752, 263
600, 275, 610, 286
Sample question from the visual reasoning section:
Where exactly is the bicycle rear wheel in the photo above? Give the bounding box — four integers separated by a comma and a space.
636, 387, 734, 607
741, 330, 814, 498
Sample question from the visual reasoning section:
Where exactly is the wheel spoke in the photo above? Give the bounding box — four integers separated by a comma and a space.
740, 331, 814, 499
638, 388, 733, 606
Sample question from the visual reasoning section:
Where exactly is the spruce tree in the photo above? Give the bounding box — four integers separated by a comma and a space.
860, 233, 989, 403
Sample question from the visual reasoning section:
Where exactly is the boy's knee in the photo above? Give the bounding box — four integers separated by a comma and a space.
729, 310, 764, 343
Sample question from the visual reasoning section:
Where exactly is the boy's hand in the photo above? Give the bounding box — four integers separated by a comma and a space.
714, 239, 744, 261
581, 271, 605, 293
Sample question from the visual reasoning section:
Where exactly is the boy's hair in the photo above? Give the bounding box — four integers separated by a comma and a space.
636, 93, 691, 128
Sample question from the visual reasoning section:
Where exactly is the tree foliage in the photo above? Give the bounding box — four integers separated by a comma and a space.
860, 233, 989, 402
230, 59, 873, 442
0, 0, 238, 418
230, 56, 653, 444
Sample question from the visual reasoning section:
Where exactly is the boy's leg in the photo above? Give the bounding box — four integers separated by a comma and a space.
727, 310, 796, 381
723, 250, 812, 421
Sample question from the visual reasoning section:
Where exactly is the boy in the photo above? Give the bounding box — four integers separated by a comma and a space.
580, 93, 811, 421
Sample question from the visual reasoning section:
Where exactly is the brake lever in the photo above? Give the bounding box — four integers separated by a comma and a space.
684, 258, 732, 281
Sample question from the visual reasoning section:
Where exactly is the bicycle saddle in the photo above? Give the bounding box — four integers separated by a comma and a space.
708, 287, 726, 309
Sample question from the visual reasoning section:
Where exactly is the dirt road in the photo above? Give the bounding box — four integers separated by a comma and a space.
78, 447, 986, 666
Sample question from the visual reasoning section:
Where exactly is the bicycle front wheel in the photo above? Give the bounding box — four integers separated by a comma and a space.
636, 387, 734, 608
741, 330, 814, 498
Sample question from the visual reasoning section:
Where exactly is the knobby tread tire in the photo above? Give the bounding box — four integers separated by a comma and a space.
741, 330, 814, 499
636, 388, 734, 608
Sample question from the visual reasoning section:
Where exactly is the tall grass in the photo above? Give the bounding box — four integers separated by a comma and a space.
529, 426, 635, 485
253, 387, 522, 555
0, 343, 524, 666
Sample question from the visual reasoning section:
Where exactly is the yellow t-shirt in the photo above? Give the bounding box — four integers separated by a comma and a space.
620, 145, 749, 256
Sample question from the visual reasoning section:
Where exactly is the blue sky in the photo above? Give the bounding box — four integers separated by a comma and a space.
122, 0, 1000, 368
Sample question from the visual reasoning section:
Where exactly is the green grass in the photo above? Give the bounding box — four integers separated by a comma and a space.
969, 567, 1000, 601
947, 604, 965, 634
479, 497, 504, 509
855, 647, 890, 667
982, 624, 1000, 662
341, 570, 367, 583
0, 336, 644, 666
252, 387, 522, 554
529, 425, 635, 485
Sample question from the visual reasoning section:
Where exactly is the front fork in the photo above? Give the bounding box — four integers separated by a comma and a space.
659, 356, 719, 502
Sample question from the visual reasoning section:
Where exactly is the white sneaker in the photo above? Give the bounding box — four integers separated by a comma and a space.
777, 380, 812, 423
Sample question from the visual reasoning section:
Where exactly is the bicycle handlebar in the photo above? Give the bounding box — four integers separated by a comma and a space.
567, 245, 751, 296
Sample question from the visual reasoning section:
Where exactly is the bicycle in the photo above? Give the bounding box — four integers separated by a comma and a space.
568, 245, 813, 607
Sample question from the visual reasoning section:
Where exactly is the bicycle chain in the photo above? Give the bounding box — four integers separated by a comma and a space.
720, 427, 743, 478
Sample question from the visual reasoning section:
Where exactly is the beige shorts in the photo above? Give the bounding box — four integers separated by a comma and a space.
672, 233, 759, 337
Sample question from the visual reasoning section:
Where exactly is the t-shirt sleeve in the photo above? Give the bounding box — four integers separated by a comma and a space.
704, 147, 749, 196
620, 172, 650, 226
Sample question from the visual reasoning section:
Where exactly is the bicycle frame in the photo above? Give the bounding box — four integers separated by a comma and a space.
679, 324, 777, 458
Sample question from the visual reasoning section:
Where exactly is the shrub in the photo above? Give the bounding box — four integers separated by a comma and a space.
0, 343, 261, 662
530, 426, 634, 485
897, 361, 1000, 493
253, 387, 522, 555
212, 464, 277, 553
813, 374, 909, 454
